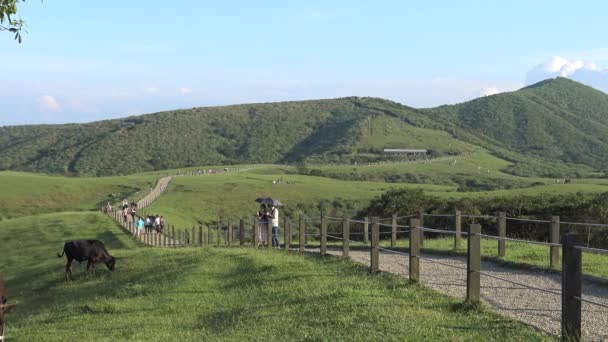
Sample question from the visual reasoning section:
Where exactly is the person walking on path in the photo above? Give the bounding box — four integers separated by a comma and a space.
154, 215, 161, 234
123, 207, 129, 223
137, 217, 144, 237
130, 204, 137, 222
268, 205, 280, 248
159, 216, 165, 234
257, 205, 268, 247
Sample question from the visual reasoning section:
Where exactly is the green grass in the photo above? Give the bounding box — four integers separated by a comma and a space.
145, 172, 452, 228
0, 212, 548, 341
0, 171, 156, 220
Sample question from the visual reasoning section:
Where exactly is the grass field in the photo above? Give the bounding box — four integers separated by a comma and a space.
0, 212, 548, 341
144, 172, 452, 228
143, 165, 608, 230
0, 171, 156, 220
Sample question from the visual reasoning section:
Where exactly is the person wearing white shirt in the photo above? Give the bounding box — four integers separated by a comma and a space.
268, 206, 280, 248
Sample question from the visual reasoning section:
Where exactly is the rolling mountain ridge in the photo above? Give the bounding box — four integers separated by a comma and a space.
0, 78, 606, 177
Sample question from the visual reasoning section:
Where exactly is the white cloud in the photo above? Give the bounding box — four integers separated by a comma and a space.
37, 95, 62, 113
145, 87, 159, 93
480, 86, 500, 97
179, 87, 193, 94
526, 56, 608, 91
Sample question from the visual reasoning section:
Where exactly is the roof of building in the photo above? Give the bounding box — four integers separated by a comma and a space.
383, 148, 427, 153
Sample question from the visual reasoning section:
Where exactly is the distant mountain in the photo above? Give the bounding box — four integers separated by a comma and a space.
0, 77, 606, 177
430, 77, 608, 174
0, 98, 470, 176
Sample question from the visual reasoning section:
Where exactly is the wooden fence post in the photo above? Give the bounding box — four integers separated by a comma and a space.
498, 212, 506, 257
192, 226, 195, 246
253, 217, 258, 248
284, 217, 291, 251
320, 215, 327, 256
217, 225, 221, 247
208, 225, 212, 247
163, 229, 167, 247
419, 211, 425, 247
266, 217, 272, 249
561, 232, 581, 341
239, 219, 245, 246
467, 223, 481, 302
228, 222, 233, 247
370, 217, 379, 273
171, 226, 175, 248
409, 219, 420, 282
363, 217, 369, 244
342, 217, 349, 258
299, 216, 305, 253
454, 210, 462, 250
199, 226, 203, 246
391, 214, 397, 248
551, 216, 560, 269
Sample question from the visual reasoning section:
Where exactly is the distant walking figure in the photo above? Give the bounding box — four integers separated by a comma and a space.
268, 205, 280, 248
137, 217, 144, 236
257, 204, 268, 246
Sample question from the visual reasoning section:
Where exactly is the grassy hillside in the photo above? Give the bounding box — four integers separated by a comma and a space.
0, 212, 547, 341
144, 169, 608, 231
144, 172, 452, 228
0, 172, 156, 220
1, 78, 607, 178
1, 98, 457, 176
431, 77, 608, 175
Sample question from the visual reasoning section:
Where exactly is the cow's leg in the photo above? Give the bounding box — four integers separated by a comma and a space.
65, 257, 73, 282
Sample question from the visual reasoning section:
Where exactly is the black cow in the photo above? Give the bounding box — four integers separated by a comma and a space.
57, 240, 116, 281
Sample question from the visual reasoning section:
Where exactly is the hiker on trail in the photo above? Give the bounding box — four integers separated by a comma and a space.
137, 217, 144, 236
122, 199, 129, 209
257, 204, 268, 246
123, 207, 129, 223
155, 215, 161, 234
268, 205, 280, 248
145, 217, 152, 234
105, 202, 112, 214
160, 216, 165, 234
130, 204, 137, 222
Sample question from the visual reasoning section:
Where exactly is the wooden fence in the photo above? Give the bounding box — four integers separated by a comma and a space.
103, 179, 607, 341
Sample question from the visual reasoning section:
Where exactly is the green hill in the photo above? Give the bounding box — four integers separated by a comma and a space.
0, 98, 472, 176
430, 77, 608, 175
1, 78, 607, 177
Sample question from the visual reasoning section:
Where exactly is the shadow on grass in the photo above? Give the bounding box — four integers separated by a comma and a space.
8, 250, 202, 326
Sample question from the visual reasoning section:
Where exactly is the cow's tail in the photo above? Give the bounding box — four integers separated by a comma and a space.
57, 250, 65, 258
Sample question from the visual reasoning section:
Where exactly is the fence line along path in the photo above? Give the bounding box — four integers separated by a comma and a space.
105, 176, 182, 247
137, 176, 172, 209
313, 247, 608, 341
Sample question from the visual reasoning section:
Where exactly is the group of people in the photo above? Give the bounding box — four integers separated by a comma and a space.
121, 199, 138, 223
115, 199, 165, 236
137, 215, 165, 235
256, 204, 280, 248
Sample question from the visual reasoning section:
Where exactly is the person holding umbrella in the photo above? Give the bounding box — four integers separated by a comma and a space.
266, 199, 281, 249
257, 204, 268, 247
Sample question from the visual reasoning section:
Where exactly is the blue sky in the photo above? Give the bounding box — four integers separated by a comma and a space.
2, 0, 608, 125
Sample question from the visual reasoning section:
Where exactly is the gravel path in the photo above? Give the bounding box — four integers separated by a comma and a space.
136, 176, 172, 208
311, 247, 608, 341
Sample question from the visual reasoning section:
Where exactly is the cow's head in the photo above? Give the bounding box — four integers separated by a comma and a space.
105, 256, 116, 271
